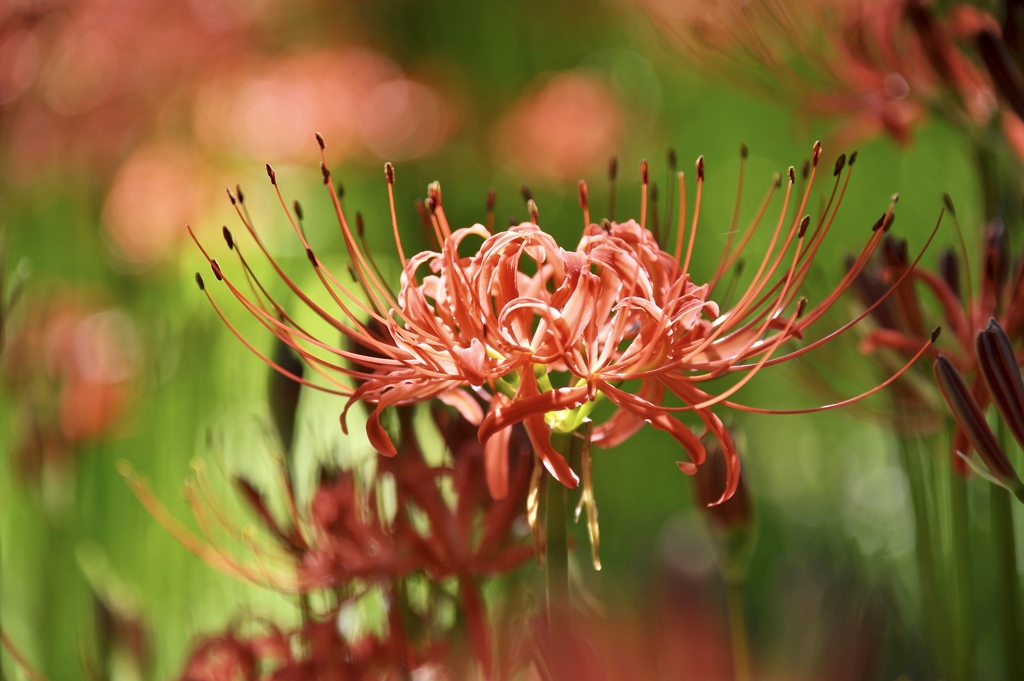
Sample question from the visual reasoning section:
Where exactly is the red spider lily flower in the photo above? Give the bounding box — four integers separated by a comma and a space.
645, 0, 996, 146
934, 332, 1024, 500
857, 209, 1024, 471
189, 136, 937, 506
124, 401, 534, 676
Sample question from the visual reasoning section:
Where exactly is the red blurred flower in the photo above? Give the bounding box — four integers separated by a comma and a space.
192, 48, 459, 164
644, 0, 996, 146
126, 401, 534, 676
857, 217, 1024, 473
494, 71, 624, 183
2, 290, 139, 486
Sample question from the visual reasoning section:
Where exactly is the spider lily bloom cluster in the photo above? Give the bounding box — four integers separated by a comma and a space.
857, 214, 1024, 474
125, 403, 536, 677
645, 0, 996, 145
190, 135, 937, 506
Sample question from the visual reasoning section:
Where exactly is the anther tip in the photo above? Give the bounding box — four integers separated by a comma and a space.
226, 187, 236, 205
798, 215, 810, 237
210, 259, 223, 281
788, 166, 796, 184
293, 200, 304, 221
833, 153, 846, 177
320, 162, 330, 185
315, 132, 325, 150
608, 156, 618, 181
943, 193, 956, 217
222, 226, 234, 250
812, 141, 823, 165
384, 162, 395, 184
849, 150, 858, 166
266, 163, 276, 185
194, 272, 205, 290
696, 156, 705, 181
640, 159, 649, 184
740, 143, 748, 159
520, 184, 533, 202
306, 248, 317, 267
931, 327, 942, 342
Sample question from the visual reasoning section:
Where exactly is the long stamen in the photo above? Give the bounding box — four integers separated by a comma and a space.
579, 180, 590, 229
640, 159, 649, 229
383, 162, 407, 269
682, 156, 704, 274
608, 156, 618, 221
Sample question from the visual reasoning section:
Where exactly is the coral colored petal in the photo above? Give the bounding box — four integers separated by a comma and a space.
437, 387, 485, 425
484, 424, 513, 499
523, 413, 580, 488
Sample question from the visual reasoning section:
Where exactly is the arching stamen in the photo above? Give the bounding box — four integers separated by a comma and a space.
640, 159, 649, 229
486, 187, 496, 234
608, 156, 618, 221
578, 180, 590, 229
384, 162, 407, 269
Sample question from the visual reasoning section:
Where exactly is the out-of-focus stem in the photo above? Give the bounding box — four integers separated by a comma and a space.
897, 434, 951, 678
725, 578, 751, 681
993, 420, 1023, 679
545, 435, 571, 617
947, 469, 974, 681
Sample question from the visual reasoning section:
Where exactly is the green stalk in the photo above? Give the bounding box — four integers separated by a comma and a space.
947, 469, 975, 681
993, 421, 1023, 678
545, 433, 572, 617
989, 486, 1022, 677
725, 578, 751, 681
897, 434, 950, 678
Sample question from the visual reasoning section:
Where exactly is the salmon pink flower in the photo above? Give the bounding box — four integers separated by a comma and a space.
190, 136, 937, 505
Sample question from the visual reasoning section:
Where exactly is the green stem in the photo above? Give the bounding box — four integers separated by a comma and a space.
897, 435, 950, 678
992, 421, 1023, 679
725, 578, 751, 681
545, 434, 571, 617
543, 430, 581, 681
948, 469, 975, 681
990, 486, 1023, 678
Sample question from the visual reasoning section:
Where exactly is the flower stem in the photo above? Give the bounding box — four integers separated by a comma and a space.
897, 434, 950, 678
545, 434, 572, 616
992, 420, 1023, 679
543, 431, 580, 679
947, 468, 974, 681
725, 577, 752, 681
990, 485, 1023, 678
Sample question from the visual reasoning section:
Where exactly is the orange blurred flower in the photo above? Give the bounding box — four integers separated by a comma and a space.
2, 290, 139, 486
494, 71, 624, 182
192, 48, 458, 163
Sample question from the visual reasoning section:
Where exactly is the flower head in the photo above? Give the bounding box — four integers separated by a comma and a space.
857, 207, 1024, 472
645, 0, 996, 145
191, 137, 935, 505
